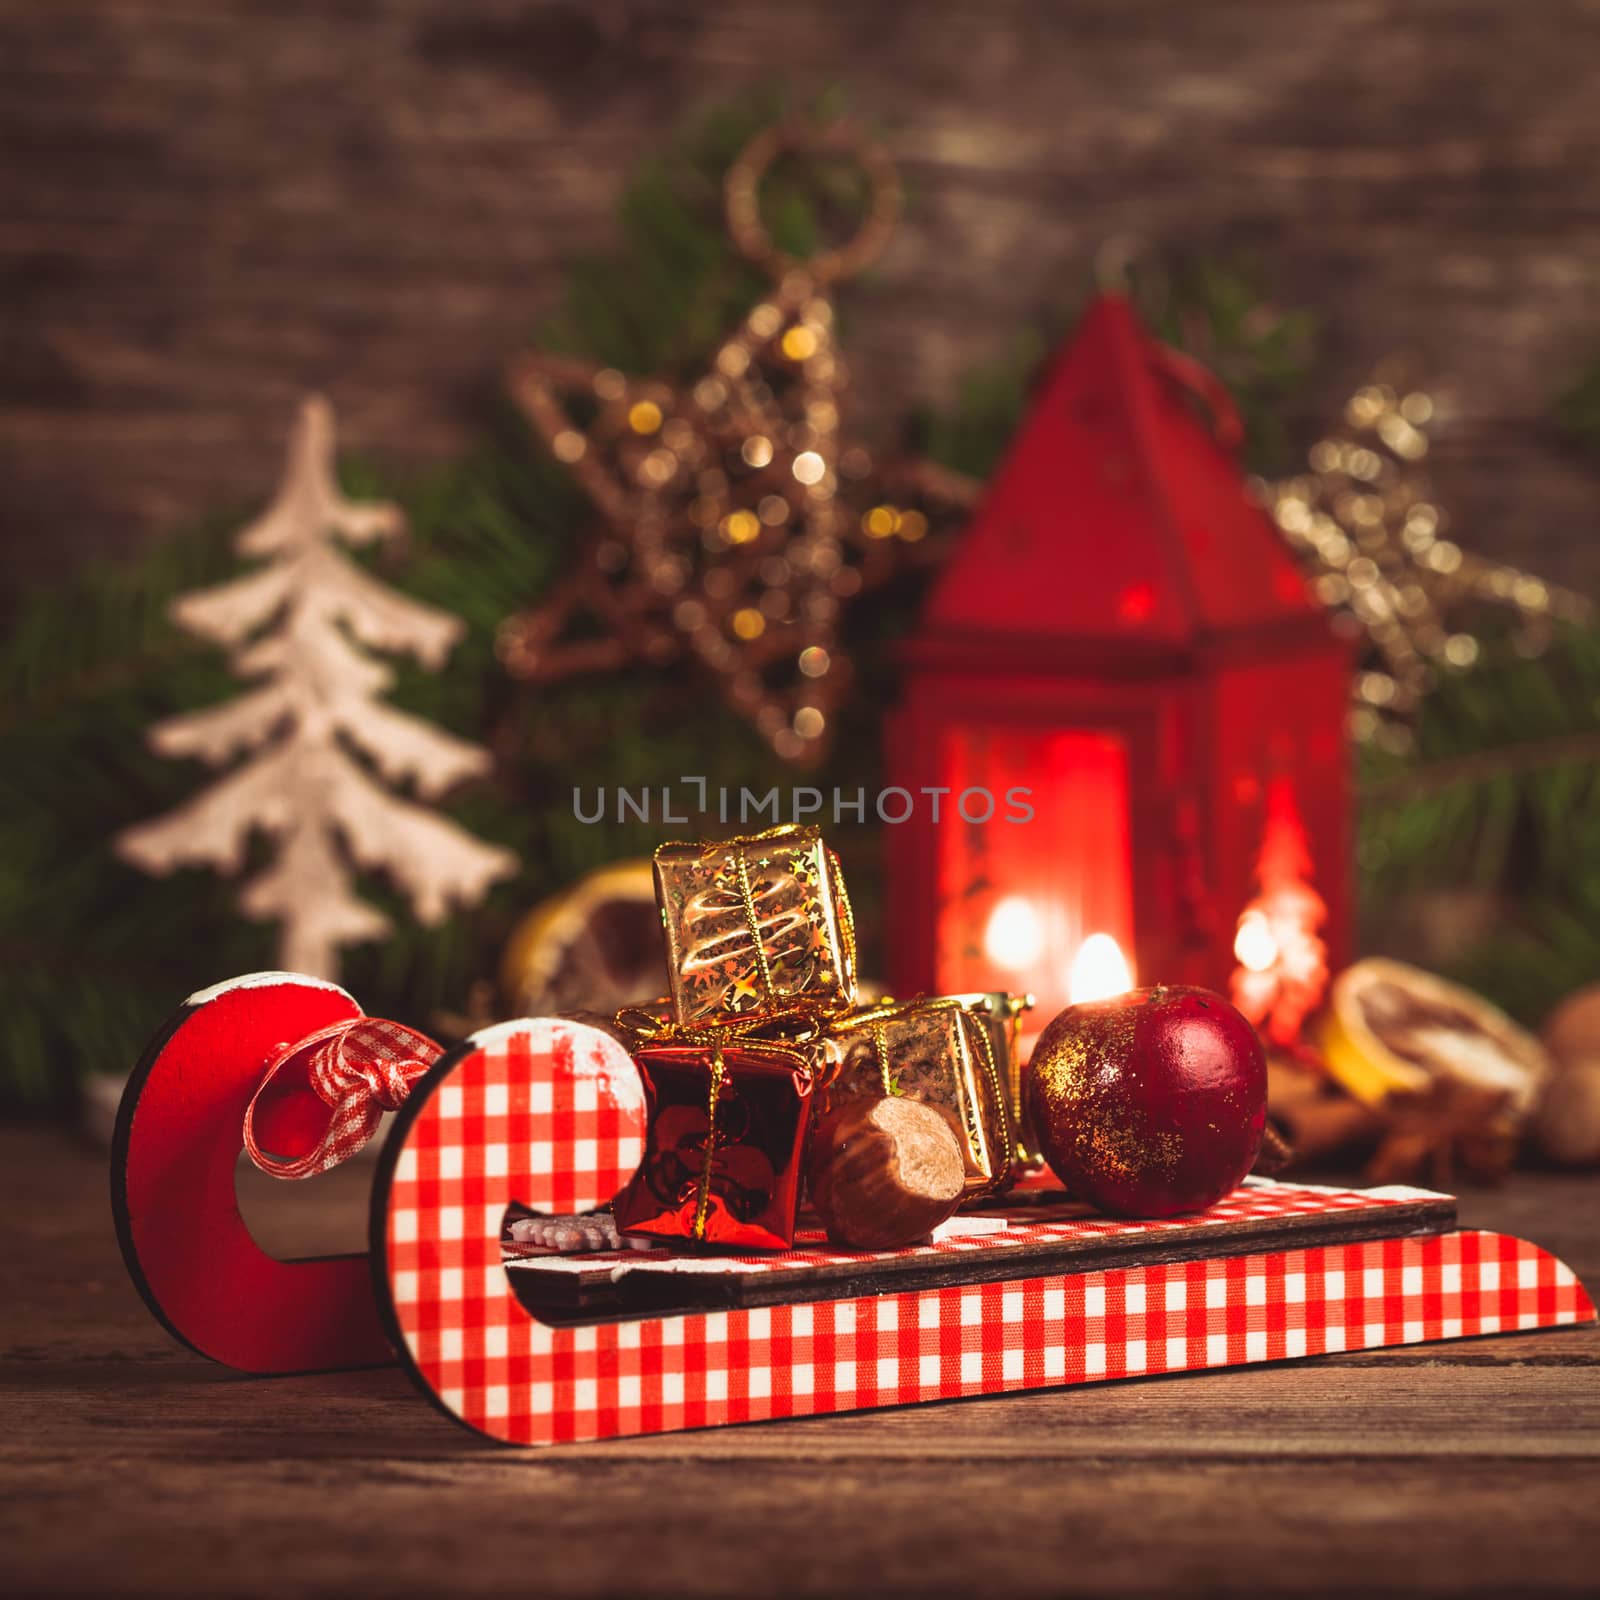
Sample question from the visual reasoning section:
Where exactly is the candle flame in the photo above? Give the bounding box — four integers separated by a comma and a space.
984, 895, 1045, 972
1233, 909, 1278, 974
1068, 932, 1133, 1004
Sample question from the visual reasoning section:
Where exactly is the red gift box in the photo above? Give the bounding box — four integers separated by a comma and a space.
614, 1040, 815, 1251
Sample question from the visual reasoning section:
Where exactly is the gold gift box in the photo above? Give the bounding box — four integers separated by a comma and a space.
943, 991, 1038, 1170
819, 997, 1015, 1198
653, 825, 857, 1028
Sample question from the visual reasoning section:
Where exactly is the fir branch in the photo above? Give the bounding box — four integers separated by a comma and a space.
0, 90, 892, 1107
1358, 623, 1600, 1021
0, 96, 1337, 1107
0, 519, 236, 726
910, 252, 1317, 481
1136, 252, 1319, 474
1363, 729, 1600, 803
1555, 358, 1600, 463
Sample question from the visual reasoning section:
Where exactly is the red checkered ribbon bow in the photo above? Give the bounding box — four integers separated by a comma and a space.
243, 1017, 443, 1180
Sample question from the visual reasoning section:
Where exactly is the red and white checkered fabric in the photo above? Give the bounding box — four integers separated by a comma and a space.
245, 1017, 443, 1180
380, 1027, 1596, 1447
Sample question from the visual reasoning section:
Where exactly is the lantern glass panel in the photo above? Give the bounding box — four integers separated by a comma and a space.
935, 723, 1135, 1018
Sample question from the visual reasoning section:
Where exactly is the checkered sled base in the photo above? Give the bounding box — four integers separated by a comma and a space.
371, 1019, 1597, 1448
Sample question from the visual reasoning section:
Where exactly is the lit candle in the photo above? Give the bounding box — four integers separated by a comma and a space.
1233, 909, 1278, 974
983, 895, 1045, 973
1068, 933, 1134, 1004
1229, 778, 1330, 1046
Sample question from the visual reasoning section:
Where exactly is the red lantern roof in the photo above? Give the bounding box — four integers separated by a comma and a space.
921, 294, 1323, 650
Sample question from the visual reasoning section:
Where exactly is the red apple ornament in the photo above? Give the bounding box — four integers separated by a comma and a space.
1025, 985, 1267, 1217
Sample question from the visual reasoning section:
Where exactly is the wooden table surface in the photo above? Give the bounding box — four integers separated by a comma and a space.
4, 1124, 1598, 1598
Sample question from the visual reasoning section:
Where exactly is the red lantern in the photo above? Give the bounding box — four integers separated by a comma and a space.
887, 294, 1352, 1024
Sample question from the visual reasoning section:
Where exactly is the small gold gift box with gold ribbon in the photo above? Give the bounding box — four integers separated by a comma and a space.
817, 996, 1016, 1199
943, 991, 1037, 1169
654, 824, 857, 1028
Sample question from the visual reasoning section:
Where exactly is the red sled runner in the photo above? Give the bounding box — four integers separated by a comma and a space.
113, 972, 1596, 1445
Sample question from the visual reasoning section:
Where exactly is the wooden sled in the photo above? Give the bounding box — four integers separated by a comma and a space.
113, 979, 1597, 1444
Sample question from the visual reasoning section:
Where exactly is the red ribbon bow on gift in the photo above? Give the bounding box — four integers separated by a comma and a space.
243, 1017, 443, 1180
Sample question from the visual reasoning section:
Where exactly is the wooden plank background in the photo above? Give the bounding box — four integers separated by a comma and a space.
2, 0, 1600, 607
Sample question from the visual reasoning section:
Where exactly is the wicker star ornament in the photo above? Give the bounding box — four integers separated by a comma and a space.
1268, 372, 1592, 747
500, 122, 977, 763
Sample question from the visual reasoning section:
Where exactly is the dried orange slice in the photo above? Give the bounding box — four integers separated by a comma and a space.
1317, 957, 1550, 1125
500, 860, 666, 1018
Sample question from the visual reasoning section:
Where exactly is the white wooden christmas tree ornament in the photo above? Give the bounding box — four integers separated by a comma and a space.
118, 396, 516, 979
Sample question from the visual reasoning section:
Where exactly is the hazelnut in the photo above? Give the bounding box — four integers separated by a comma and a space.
1542, 984, 1600, 1066
806, 1095, 966, 1250
1534, 1057, 1600, 1167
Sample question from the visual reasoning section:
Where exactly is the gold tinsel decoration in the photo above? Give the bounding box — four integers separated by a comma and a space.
1267, 371, 1592, 749
500, 121, 978, 764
